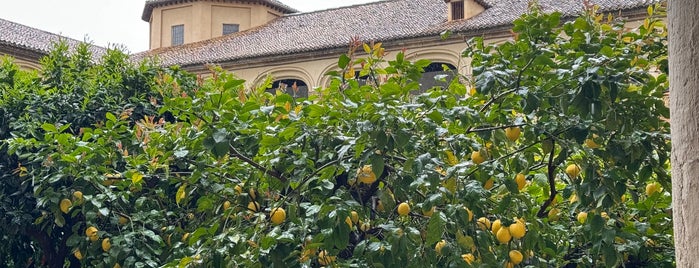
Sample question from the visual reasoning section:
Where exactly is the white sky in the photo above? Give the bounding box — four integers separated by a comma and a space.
0, 0, 379, 53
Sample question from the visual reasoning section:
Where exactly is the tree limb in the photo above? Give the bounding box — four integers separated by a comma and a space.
228, 144, 287, 182
537, 138, 558, 218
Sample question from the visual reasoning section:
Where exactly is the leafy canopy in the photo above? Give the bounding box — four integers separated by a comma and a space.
0, 4, 671, 268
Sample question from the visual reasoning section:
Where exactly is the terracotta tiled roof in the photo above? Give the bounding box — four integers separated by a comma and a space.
0, 18, 106, 59
141, 0, 299, 21
139, 0, 662, 67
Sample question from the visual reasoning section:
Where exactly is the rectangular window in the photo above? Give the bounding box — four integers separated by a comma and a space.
171, 24, 184, 46
223, 24, 240, 35
451, 2, 464, 20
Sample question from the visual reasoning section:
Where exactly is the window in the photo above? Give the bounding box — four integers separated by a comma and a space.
418, 62, 457, 93
171, 24, 184, 46
270, 79, 309, 98
223, 24, 240, 35
451, 2, 464, 20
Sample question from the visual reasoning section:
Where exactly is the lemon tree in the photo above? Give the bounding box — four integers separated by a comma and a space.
0, 3, 673, 267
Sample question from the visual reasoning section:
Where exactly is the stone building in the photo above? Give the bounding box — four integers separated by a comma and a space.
137, 0, 657, 94
1, 0, 658, 92
0, 18, 105, 69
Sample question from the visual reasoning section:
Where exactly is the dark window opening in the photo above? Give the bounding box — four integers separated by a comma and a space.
270, 79, 309, 98
451, 2, 465, 20
171, 24, 184, 46
418, 62, 457, 93
354, 70, 375, 86
223, 24, 240, 35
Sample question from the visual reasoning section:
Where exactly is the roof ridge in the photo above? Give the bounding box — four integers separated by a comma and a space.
0, 17, 96, 48
142, 0, 300, 21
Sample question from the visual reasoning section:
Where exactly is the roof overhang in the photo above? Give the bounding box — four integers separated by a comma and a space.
141, 0, 299, 22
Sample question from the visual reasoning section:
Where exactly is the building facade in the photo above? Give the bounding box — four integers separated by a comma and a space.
2, 0, 657, 89
138, 0, 656, 94
0, 18, 105, 70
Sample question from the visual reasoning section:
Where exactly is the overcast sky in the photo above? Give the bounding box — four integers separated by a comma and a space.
0, 0, 379, 53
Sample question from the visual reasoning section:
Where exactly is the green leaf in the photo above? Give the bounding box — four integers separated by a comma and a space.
41, 123, 57, 133
176, 184, 186, 205
132, 172, 144, 185
105, 112, 117, 122
425, 211, 445, 246
338, 54, 351, 69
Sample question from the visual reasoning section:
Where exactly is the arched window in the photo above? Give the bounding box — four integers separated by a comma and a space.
419, 62, 457, 92
269, 79, 308, 98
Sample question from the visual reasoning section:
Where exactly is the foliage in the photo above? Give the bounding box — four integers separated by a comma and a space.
0, 4, 671, 268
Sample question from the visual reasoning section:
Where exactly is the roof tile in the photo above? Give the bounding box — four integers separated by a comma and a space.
139, 0, 662, 67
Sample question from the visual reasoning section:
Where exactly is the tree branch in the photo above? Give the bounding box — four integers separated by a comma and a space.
479, 57, 536, 113
228, 144, 287, 182
537, 138, 558, 218
466, 123, 526, 133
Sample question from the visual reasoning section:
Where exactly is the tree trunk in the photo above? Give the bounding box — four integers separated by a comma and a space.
669, 0, 699, 266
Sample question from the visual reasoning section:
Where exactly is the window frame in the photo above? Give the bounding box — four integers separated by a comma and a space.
171, 24, 185, 46
451, 1, 465, 20
222, 23, 240, 35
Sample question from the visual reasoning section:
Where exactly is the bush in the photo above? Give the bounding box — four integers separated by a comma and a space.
0, 5, 672, 267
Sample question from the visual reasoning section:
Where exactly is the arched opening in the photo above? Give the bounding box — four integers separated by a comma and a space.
269, 79, 309, 98
418, 62, 457, 92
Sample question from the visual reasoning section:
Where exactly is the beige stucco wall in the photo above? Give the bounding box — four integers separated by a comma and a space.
220, 39, 504, 93
148, 1, 284, 49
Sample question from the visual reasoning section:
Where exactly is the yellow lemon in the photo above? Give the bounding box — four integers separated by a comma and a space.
577, 211, 588, 224
496, 227, 511, 244
504, 262, 514, 268
435, 240, 447, 255
73, 249, 83, 260
509, 220, 526, 239
73, 191, 83, 202
350, 211, 359, 224
234, 184, 243, 194
114, 264, 121, 268
85, 226, 98, 237
357, 165, 377, 184
360, 222, 371, 232
505, 127, 521, 142
60, 199, 73, 214
118, 216, 128, 225
484, 179, 494, 190
465, 208, 473, 222
509, 250, 524, 265
397, 202, 411, 216
270, 207, 286, 225
102, 238, 111, 252
491, 219, 502, 234
566, 164, 581, 178
462, 253, 475, 264
548, 208, 560, 221
471, 151, 485, 164
247, 201, 260, 212
477, 217, 491, 230
182, 232, 190, 242
223, 200, 231, 211
646, 182, 662, 196
318, 250, 336, 266
515, 173, 526, 191
585, 138, 600, 148
345, 216, 353, 229
249, 189, 257, 199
